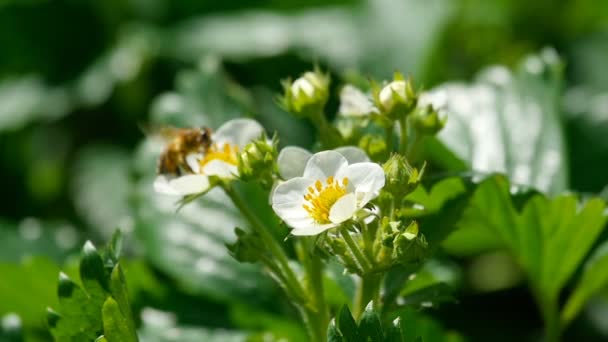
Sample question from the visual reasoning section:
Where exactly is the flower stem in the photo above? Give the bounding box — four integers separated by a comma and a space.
296, 239, 329, 342
223, 185, 305, 302
353, 274, 383, 319
385, 125, 395, 151
538, 293, 561, 342
340, 226, 372, 274
398, 117, 409, 155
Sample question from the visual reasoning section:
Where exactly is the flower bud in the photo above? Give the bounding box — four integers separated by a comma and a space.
374, 73, 417, 119
280, 70, 329, 118
411, 104, 446, 136
392, 221, 428, 264
238, 133, 278, 189
382, 154, 425, 198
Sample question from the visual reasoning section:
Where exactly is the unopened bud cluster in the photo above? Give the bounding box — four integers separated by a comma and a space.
238, 133, 278, 189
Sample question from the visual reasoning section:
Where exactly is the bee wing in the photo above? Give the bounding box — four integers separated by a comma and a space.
138, 122, 184, 141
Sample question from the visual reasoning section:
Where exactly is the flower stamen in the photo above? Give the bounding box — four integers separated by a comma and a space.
199, 143, 239, 170
303, 177, 349, 224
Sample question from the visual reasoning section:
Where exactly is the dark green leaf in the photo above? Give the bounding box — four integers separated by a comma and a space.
337, 305, 359, 342
358, 303, 383, 341
327, 319, 344, 342
80, 241, 109, 303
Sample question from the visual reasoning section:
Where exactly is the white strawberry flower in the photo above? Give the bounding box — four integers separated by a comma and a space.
272, 150, 385, 236
154, 118, 264, 196
277, 146, 371, 180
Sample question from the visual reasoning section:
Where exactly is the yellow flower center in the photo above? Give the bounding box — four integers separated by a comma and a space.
302, 176, 349, 224
199, 143, 239, 169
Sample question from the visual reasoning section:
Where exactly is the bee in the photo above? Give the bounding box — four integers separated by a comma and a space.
156, 126, 213, 176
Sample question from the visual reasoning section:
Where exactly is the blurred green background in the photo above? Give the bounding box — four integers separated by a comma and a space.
1, 0, 608, 341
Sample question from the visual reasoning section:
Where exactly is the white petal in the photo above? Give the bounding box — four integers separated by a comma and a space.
272, 177, 317, 227
334, 146, 370, 164
338, 85, 374, 117
202, 159, 238, 178
272, 177, 314, 208
213, 118, 264, 148
329, 193, 357, 224
186, 153, 202, 173
154, 175, 180, 195
166, 175, 210, 195
277, 146, 312, 180
291, 223, 336, 236
303, 150, 348, 181
338, 163, 385, 207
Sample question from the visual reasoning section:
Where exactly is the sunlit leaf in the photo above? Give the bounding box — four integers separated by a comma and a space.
71, 145, 132, 239
426, 49, 567, 194
0, 219, 80, 263
134, 178, 274, 304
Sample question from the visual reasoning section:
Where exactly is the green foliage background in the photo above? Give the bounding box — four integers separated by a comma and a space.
1, 0, 608, 341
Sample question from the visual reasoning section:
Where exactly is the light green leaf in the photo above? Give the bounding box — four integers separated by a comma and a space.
0, 258, 60, 327
443, 175, 607, 317
562, 240, 608, 325
102, 297, 138, 342
427, 49, 567, 195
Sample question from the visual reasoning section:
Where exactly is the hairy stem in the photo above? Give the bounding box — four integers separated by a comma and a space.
340, 227, 372, 274
223, 185, 306, 302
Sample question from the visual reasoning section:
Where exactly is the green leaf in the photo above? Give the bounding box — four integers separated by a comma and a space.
427, 49, 567, 195
407, 177, 476, 251
396, 309, 464, 342
337, 305, 359, 342
443, 175, 607, 319
102, 297, 138, 342
0, 258, 60, 327
327, 319, 344, 342
562, 240, 608, 325
358, 303, 383, 342
48, 232, 139, 342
